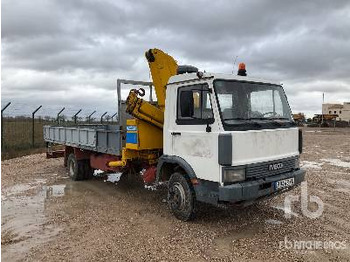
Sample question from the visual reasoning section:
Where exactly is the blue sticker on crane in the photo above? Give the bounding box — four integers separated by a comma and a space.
126, 132, 138, 144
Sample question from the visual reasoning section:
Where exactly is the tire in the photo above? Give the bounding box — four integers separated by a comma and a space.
168, 172, 196, 221
83, 160, 94, 180
67, 154, 85, 181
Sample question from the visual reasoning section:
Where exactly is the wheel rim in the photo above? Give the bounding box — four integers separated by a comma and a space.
69, 159, 75, 177
169, 182, 186, 211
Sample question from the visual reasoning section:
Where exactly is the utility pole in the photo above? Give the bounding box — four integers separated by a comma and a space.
321, 93, 325, 126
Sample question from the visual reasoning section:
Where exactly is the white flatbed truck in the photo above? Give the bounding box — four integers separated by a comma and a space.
44, 49, 305, 221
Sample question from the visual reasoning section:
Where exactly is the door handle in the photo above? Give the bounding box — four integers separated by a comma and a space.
171, 132, 181, 136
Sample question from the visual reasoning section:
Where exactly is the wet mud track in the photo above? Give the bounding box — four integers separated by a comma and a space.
1, 128, 350, 261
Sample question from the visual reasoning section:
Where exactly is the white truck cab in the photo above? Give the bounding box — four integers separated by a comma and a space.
159, 71, 305, 216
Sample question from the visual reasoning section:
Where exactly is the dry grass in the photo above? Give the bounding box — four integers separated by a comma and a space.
1, 118, 50, 160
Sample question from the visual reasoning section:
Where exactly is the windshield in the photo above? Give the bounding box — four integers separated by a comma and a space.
214, 80, 294, 131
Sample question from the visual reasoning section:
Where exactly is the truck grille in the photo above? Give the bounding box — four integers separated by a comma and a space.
246, 156, 297, 179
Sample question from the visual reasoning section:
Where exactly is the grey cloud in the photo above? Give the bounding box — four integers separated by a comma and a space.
2, 0, 64, 38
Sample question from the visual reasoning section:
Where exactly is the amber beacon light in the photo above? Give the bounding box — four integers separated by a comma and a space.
237, 62, 247, 76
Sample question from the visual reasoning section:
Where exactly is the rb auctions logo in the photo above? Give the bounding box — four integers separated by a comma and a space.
284, 181, 324, 219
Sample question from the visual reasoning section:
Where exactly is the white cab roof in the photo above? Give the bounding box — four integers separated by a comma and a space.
168, 72, 281, 86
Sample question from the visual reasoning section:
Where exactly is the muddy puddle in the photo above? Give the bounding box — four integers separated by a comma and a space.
1, 180, 66, 261
1, 172, 132, 261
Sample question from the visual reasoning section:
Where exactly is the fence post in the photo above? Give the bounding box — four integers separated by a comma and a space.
100, 112, 107, 124
88, 110, 96, 124
1, 102, 11, 150
32, 105, 42, 147
73, 109, 82, 125
56, 107, 65, 124
111, 112, 118, 123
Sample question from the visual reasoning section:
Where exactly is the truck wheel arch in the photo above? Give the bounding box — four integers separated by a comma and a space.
156, 155, 197, 182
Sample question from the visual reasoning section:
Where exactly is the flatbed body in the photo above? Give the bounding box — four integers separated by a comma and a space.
43, 124, 122, 155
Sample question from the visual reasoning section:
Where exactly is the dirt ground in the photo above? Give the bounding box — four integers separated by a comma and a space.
1, 127, 350, 261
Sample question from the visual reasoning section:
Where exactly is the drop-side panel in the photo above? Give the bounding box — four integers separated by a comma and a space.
43, 125, 122, 155
96, 130, 121, 155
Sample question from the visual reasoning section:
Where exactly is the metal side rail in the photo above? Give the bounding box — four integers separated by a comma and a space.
43, 125, 122, 155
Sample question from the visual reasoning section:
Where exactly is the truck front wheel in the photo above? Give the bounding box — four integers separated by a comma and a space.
168, 173, 195, 221
67, 154, 85, 181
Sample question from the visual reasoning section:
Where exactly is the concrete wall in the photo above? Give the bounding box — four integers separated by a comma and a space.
322, 102, 350, 121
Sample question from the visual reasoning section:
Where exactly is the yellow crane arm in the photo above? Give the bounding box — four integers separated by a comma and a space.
145, 48, 178, 111
109, 49, 180, 168
126, 89, 164, 128
125, 48, 178, 128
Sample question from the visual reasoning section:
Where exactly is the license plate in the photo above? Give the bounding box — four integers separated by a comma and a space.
274, 178, 295, 190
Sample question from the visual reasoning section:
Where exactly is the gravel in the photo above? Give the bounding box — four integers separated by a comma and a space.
1, 127, 350, 261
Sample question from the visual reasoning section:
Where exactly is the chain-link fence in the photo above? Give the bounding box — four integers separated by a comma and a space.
1, 102, 118, 160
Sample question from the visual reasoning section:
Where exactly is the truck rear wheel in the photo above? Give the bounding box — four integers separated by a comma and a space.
83, 160, 94, 180
168, 172, 195, 221
67, 154, 85, 181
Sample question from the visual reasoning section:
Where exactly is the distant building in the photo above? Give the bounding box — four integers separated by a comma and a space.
322, 102, 350, 121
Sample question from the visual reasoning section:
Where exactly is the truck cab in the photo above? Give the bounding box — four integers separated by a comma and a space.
160, 72, 305, 220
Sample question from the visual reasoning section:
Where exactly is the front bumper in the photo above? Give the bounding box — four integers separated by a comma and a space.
194, 169, 305, 205
219, 169, 305, 203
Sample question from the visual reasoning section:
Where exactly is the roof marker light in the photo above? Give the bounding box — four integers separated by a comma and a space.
237, 63, 247, 76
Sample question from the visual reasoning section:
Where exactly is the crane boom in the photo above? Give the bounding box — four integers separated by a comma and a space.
145, 48, 178, 110
125, 48, 178, 128
109, 48, 178, 168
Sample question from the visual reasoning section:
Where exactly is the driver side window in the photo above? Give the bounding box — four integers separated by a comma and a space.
176, 84, 214, 125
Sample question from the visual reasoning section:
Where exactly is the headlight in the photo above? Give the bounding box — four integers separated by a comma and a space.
294, 157, 300, 169
223, 167, 246, 183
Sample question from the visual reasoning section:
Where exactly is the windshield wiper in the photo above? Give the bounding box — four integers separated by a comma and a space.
250, 117, 291, 121
248, 117, 286, 126
223, 118, 262, 127
269, 117, 290, 120
249, 117, 267, 120
223, 117, 249, 121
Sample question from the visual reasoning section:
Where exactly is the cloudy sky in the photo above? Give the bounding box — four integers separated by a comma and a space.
2, 0, 350, 118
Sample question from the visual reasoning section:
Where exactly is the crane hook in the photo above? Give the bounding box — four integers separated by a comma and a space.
137, 88, 145, 97
130, 88, 145, 97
